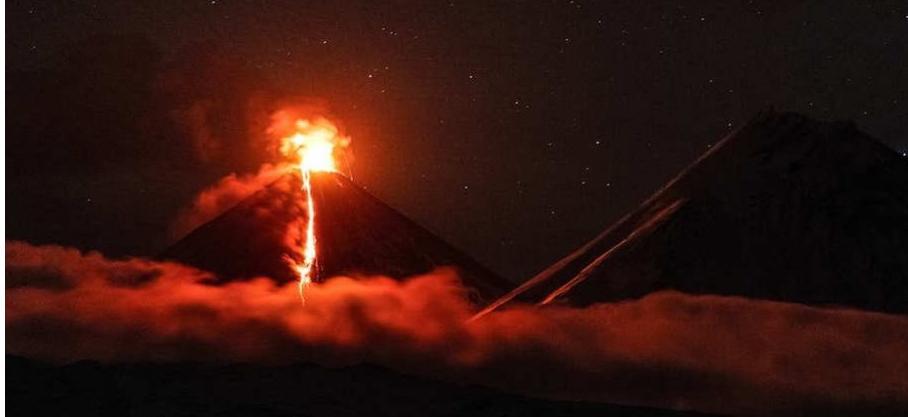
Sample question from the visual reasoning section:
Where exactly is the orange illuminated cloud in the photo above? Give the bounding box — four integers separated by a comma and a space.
7, 240, 908, 415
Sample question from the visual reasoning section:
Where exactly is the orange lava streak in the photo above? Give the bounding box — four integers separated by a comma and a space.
275, 117, 349, 303
294, 168, 318, 301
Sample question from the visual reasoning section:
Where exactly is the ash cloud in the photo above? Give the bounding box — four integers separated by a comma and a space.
6, 240, 908, 415
156, 42, 280, 172
167, 101, 350, 240
4, 35, 321, 256
169, 163, 292, 239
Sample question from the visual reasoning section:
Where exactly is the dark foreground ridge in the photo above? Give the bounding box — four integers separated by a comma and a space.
7, 355, 717, 417
497, 111, 908, 313
160, 172, 513, 304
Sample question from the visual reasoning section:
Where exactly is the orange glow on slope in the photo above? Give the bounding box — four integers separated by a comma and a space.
275, 116, 351, 302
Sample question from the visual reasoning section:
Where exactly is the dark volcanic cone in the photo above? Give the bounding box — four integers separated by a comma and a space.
161, 172, 513, 304
490, 111, 908, 314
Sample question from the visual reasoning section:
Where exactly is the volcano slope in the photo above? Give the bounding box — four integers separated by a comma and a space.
490, 111, 908, 313
161, 172, 513, 304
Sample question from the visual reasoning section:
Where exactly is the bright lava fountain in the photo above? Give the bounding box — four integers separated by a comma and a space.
278, 117, 350, 302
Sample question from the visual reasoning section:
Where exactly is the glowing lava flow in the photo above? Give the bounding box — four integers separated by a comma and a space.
294, 167, 318, 302
278, 118, 349, 302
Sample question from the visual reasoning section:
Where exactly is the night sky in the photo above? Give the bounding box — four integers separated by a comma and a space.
6, 0, 908, 281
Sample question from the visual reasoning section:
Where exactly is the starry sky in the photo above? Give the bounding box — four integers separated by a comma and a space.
6, 0, 908, 281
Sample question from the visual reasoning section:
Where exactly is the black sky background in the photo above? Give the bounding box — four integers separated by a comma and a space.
6, 0, 907, 281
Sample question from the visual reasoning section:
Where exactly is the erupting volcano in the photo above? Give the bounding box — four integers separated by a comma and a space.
271, 115, 351, 301
161, 111, 512, 305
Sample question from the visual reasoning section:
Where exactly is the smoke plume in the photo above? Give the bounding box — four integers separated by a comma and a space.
169, 163, 292, 239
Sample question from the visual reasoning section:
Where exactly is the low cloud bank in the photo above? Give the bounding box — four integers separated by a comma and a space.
7, 240, 908, 415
